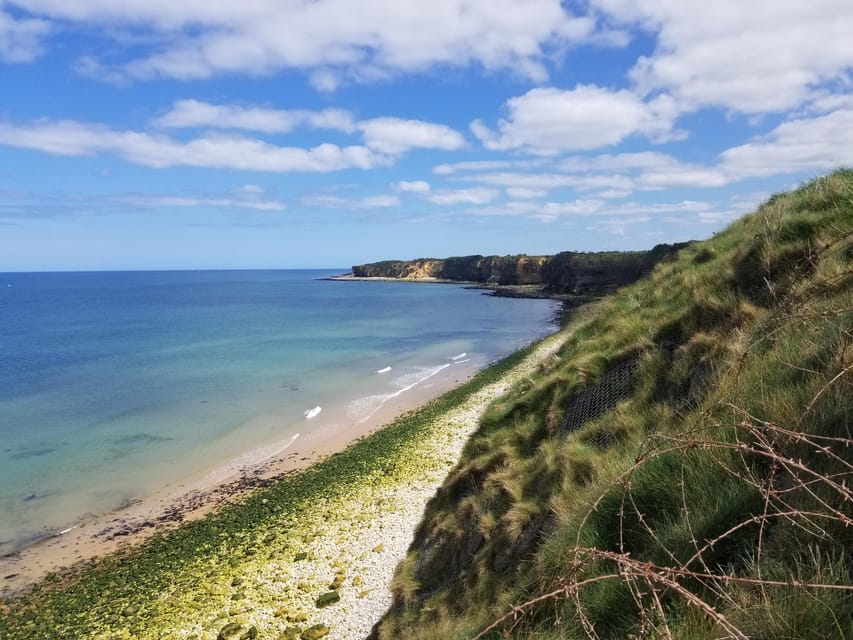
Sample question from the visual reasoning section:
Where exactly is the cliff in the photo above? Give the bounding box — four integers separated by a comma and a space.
351, 244, 689, 295
371, 170, 853, 639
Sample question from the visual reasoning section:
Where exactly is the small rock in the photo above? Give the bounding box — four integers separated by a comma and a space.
279, 627, 301, 640
315, 591, 340, 608
217, 622, 243, 640
301, 624, 330, 640
371, 543, 384, 553
241, 626, 259, 640
287, 612, 309, 623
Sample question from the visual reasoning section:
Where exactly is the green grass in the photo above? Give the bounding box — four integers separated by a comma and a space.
374, 170, 853, 640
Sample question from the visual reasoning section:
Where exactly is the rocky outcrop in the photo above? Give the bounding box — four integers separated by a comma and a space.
350, 254, 550, 285
351, 244, 688, 295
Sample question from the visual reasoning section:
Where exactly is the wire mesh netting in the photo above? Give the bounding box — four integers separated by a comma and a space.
560, 358, 640, 435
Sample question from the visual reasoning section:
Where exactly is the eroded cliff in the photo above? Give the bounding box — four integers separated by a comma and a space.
351, 244, 689, 295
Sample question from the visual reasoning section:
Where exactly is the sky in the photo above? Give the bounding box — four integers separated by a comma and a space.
0, 1, 851, 271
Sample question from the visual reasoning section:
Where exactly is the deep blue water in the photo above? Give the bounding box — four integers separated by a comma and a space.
0, 270, 557, 553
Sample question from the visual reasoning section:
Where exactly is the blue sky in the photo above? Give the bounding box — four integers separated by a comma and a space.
0, 1, 851, 271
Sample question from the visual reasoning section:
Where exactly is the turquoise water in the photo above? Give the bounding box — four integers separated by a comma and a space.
0, 270, 557, 554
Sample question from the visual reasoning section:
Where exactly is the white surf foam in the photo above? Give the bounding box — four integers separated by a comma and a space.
450, 352, 467, 361
304, 406, 322, 419
376, 366, 392, 374
348, 363, 451, 424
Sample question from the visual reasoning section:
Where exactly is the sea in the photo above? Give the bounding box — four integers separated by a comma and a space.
0, 269, 558, 555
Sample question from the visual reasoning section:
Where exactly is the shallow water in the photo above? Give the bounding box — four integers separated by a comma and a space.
0, 270, 557, 554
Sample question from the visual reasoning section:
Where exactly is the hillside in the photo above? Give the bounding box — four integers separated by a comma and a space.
372, 170, 852, 639
350, 245, 688, 297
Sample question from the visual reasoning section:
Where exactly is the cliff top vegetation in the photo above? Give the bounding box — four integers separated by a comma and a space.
375, 169, 853, 639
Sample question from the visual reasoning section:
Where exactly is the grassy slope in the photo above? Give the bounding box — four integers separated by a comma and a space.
375, 170, 853, 639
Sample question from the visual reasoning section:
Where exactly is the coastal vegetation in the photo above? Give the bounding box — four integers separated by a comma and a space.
1, 170, 850, 639
374, 169, 853, 639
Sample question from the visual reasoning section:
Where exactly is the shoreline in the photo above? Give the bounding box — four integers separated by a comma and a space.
0, 331, 565, 640
325, 273, 592, 304
0, 358, 482, 598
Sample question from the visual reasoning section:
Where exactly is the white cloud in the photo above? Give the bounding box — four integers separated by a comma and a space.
153, 100, 356, 133
358, 118, 466, 155
301, 193, 400, 209
0, 7, 49, 62
9, 0, 596, 85
425, 187, 498, 205
235, 184, 265, 195
454, 198, 603, 222
505, 187, 547, 199
122, 194, 286, 211
559, 151, 678, 173
0, 119, 380, 172
719, 107, 853, 177
593, 0, 853, 113
454, 152, 730, 196
432, 159, 541, 175
396, 180, 431, 193
462, 171, 576, 190
471, 86, 682, 154
594, 189, 632, 199
152, 102, 465, 156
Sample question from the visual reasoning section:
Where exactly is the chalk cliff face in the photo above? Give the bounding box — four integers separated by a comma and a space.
351, 244, 689, 294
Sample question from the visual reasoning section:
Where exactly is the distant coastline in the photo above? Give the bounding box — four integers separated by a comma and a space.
329, 244, 690, 303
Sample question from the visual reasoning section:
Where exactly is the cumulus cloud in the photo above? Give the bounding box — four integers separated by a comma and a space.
153, 100, 356, 134
592, 0, 853, 113
8, 0, 596, 85
152, 102, 466, 155
471, 86, 682, 154
0, 7, 49, 62
358, 118, 466, 155
719, 107, 853, 177
0, 119, 380, 172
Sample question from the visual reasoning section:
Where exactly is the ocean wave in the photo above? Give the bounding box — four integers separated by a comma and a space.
376, 366, 392, 374
348, 363, 450, 424
449, 352, 467, 361
304, 406, 322, 419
